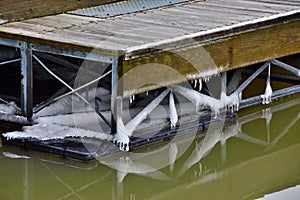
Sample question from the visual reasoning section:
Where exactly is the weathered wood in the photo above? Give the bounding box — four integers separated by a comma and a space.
0, 0, 123, 23
122, 20, 300, 96
0, 0, 299, 57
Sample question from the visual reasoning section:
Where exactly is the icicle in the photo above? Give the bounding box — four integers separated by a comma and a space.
129, 96, 133, 104
224, 92, 240, 113
198, 79, 202, 91
194, 79, 198, 88
132, 95, 135, 101
261, 64, 273, 104
169, 92, 178, 128
146, 91, 149, 96
114, 117, 130, 151
204, 76, 210, 83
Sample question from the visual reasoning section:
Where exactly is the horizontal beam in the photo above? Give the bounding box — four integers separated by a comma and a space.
31, 43, 116, 63
122, 20, 300, 96
239, 85, 300, 109
0, 37, 21, 47
0, 38, 117, 63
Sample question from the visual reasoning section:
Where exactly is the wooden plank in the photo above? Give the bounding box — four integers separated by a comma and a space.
0, 23, 122, 56
178, 3, 270, 17
202, 0, 290, 13
217, 0, 299, 12
110, 17, 191, 36
122, 20, 300, 96
163, 9, 229, 27
0, 0, 123, 23
20, 20, 149, 47
244, 0, 300, 7
22, 14, 102, 30
235, 0, 300, 9
167, 6, 256, 22
133, 9, 231, 29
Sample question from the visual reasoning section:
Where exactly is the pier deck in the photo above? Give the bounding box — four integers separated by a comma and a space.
1, 0, 300, 93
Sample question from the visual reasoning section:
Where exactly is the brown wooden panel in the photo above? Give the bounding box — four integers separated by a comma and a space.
0, 0, 123, 22
122, 20, 300, 96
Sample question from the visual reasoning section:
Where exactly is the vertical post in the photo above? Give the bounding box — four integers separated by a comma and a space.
221, 72, 227, 96
20, 42, 33, 121
111, 58, 118, 134
111, 56, 123, 134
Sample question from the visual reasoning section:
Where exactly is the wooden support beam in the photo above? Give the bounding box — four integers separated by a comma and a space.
122, 20, 300, 96
0, 0, 123, 23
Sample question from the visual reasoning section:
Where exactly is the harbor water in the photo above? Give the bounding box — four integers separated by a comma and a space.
0, 96, 299, 200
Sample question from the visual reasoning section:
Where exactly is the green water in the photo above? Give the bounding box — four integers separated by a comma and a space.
0, 97, 299, 200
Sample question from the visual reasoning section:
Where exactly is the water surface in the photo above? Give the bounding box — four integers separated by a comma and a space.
0, 96, 299, 200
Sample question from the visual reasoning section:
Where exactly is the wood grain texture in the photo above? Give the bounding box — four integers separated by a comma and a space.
1, 0, 299, 56
122, 20, 300, 96
0, 0, 123, 22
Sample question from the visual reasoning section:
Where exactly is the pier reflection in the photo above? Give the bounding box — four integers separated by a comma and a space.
0, 97, 299, 200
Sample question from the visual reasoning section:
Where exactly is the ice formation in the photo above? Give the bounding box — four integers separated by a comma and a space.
171, 85, 240, 114
112, 89, 170, 151
186, 67, 225, 80
261, 65, 273, 104
3, 152, 30, 159
0, 102, 18, 115
169, 92, 178, 128
114, 118, 130, 151
194, 79, 198, 88
198, 79, 202, 91
3, 123, 112, 141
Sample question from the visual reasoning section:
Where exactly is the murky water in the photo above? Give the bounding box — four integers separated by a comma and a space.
0, 96, 299, 200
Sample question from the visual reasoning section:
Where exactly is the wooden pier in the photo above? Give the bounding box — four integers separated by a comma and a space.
0, 0, 299, 156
